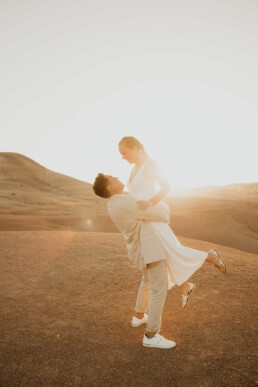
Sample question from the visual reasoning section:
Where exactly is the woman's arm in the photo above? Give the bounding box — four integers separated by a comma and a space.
149, 175, 170, 206
138, 159, 170, 210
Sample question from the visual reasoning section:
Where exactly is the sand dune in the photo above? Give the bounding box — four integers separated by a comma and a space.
1, 152, 258, 254
0, 231, 257, 386
176, 182, 258, 201
167, 196, 258, 255
0, 152, 114, 232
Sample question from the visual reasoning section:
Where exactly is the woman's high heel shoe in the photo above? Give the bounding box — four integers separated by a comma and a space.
182, 282, 196, 309
209, 248, 227, 273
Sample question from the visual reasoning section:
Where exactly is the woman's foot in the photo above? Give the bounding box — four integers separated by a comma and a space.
182, 282, 196, 309
209, 249, 227, 273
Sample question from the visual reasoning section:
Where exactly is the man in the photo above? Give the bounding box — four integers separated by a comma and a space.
93, 173, 176, 349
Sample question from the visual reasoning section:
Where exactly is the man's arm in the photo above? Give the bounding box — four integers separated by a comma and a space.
129, 198, 170, 223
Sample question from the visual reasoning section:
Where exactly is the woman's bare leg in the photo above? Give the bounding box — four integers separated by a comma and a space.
179, 281, 190, 295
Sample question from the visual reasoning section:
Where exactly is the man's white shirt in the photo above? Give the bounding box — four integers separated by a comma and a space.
108, 194, 169, 268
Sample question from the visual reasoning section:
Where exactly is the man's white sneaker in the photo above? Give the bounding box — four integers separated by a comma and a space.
143, 333, 176, 349
131, 313, 148, 327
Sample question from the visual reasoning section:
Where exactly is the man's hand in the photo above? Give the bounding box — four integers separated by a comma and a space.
137, 200, 153, 211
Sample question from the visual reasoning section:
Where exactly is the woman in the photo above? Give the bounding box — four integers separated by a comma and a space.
118, 136, 226, 310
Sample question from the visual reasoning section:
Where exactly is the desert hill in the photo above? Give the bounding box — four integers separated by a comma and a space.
176, 182, 258, 201
0, 152, 114, 232
1, 152, 258, 254
167, 195, 258, 255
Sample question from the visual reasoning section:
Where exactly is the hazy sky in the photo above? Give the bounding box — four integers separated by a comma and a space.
1, 0, 257, 191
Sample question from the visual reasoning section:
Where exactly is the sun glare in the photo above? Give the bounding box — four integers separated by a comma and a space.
34, 80, 257, 191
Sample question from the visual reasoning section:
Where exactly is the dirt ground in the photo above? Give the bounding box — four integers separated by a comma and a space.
0, 231, 257, 387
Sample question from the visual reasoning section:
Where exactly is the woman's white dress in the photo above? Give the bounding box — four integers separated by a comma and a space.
128, 160, 208, 289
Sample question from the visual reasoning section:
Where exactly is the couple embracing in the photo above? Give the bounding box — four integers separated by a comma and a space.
93, 136, 227, 349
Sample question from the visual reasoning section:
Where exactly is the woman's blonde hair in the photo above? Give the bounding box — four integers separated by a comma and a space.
118, 136, 145, 151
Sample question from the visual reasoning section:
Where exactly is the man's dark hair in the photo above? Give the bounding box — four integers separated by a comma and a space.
92, 173, 111, 198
